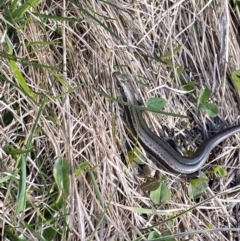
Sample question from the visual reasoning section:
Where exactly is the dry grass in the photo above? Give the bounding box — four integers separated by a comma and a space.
0, 0, 240, 240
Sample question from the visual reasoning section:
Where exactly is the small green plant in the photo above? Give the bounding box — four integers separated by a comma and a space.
138, 173, 171, 205
149, 182, 171, 205
147, 230, 176, 241
159, 45, 183, 66
231, 69, 240, 91
188, 172, 209, 199
128, 147, 148, 165
213, 165, 228, 178
197, 88, 218, 117
173, 65, 195, 92
146, 97, 167, 111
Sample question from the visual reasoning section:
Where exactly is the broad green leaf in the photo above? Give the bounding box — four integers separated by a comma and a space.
214, 165, 227, 178
181, 81, 195, 91
43, 226, 57, 241
147, 98, 166, 111
147, 230, 176, 241
140, 180, 160, 192
53, 157, 70, 209
197, 88, 211, 107
198, 103, 218, 117
160, 230, 176, 241
2, 110, 14, 126
231, 69, 240, 91
179, 75, 187, 85
148, 231, 161, 239
188, 173, 209, 199
150, 183, 171, 204
53, 157, 70, 198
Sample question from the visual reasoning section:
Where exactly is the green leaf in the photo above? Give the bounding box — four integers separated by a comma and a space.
11, 0, 41, 21
0, 175, 12, 184
181, 81, 195, 91
159, 57, 173, 66
5, 226, 28, 241
179, 75, 187, 85
147, 98, 166, 111
161, 45, 183, 58
53, 157, 70, 197
2, 110, 14, 126
160, 230, 176, 241
214, 165, 227, 178
16, 99, 45, 214
140, 180, 160, 192
128, 147, 147, 165
52, 157, 70, 209
4, 143, 33, 157
17, 155, 27, 213
43, 226, 57, 241
147, 230, 176, 241
74, 161, 91, 175
170, 66, 184, 79
198, 103, 218, 117
159, 46, 183, 66
161, 175, 168, 182
197, 88, 211, 107
147, 231, 161, 239
9, 59, 36, 99
188, 173, 209, 199
206, 222, 214, 229
134, 153, 147, 164
150, 183, 171, 204
231, 69, 240, 91
176, 65, 184, 76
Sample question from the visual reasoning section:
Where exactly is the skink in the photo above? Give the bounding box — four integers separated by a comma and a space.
116, 78, 240, 176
